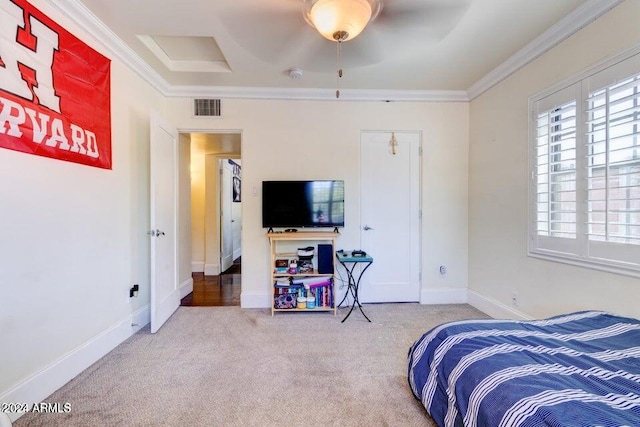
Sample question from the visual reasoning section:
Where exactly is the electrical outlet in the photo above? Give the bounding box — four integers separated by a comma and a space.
512, 292, 518, 306
439, 265, 446, 276
129, 284, 139, 298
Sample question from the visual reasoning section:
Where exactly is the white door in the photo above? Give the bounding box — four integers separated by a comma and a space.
220, 160, 234, 272
359, 131, 421, 303
150, 113, 179, 333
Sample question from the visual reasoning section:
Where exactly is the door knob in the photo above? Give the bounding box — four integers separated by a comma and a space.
363, 225, 374, 231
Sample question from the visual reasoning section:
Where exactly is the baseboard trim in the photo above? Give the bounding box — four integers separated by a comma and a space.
204, 263, 220, 276
240, 292, 271, 308
239, 287, 534, 319
0, 305, 150, 422
467, 290, 531, 320
191, 261, 204, 273
243, 288, 474, 308
420, 287, 468, 305
179, 277, 193, 299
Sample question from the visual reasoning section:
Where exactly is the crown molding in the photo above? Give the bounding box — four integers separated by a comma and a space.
165, 86, 469, 102
466, 0, 625, 100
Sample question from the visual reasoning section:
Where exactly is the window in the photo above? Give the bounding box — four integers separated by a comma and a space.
529, 51, 640, 276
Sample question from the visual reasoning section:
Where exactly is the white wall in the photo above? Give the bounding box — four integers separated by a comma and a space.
190, 137, 206, 272
468, 0, 640, 320
0, 0, 167, 411
166, 98, 469, 307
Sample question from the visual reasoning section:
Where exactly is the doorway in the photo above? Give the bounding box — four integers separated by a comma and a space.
182, 132, 242, 306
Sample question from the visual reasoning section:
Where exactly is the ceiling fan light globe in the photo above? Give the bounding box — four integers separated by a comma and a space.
308, 0, 373, 42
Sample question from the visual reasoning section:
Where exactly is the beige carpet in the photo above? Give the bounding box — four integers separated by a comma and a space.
15, 304, 488, 427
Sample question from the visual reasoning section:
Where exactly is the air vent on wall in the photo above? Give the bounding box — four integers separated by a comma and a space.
193, 98, 222, 117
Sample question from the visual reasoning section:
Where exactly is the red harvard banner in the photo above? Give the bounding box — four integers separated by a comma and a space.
0, 0, 112, 169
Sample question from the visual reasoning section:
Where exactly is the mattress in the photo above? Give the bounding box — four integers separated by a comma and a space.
408, 311, 640, 427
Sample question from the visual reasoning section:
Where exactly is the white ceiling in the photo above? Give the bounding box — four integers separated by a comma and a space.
58, 0, 623, 100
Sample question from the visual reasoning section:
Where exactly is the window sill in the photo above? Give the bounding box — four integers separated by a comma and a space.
528, 249, 640, 279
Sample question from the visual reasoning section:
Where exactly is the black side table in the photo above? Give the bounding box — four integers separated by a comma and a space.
336, 252, 373, 323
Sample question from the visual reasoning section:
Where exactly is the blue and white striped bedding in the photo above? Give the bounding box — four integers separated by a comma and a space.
407, 311, 640, 427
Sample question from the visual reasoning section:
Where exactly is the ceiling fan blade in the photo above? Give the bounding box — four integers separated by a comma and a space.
374, 0, 471, 41
218, 1, 317, 66
339, 34, 386, 67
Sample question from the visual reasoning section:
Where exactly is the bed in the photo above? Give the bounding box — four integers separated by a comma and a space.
407, 311, 640, 427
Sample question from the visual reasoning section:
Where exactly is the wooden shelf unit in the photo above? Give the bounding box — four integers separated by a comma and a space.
268, 231, 338, 316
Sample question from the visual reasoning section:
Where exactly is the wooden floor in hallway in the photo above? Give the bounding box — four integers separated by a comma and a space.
181, 259, 241, 307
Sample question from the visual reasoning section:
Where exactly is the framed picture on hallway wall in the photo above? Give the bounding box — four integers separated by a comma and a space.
233, 176, 241, 202
228, 159, 241, 202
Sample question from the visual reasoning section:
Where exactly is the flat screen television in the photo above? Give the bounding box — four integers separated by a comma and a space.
262, 180, 345, 229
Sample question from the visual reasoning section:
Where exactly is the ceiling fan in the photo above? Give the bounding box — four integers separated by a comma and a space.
220, 0, 471, 75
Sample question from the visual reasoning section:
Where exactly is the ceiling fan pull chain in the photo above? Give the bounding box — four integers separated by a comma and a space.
336, 41, 343, 99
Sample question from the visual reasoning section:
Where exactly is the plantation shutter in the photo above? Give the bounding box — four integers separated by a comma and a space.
584, 60, 640, 266
532, 84, 580, 256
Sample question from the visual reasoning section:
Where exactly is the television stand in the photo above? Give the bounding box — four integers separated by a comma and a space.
268, 231, 339, 316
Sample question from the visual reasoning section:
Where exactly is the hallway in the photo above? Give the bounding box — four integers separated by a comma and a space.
181, 259, 241, 306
